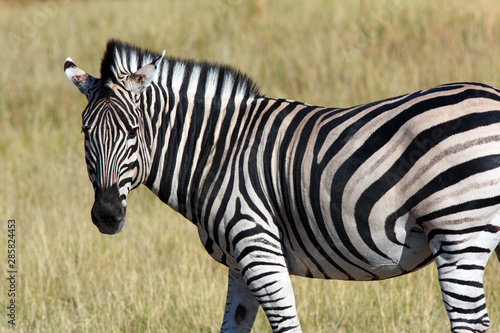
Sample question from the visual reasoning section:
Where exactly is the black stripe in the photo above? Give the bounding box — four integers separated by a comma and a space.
439, 278, 483, 288
446, 303, 486, 315
418, 196, 500, 227
157, 64, 187, 205
240, 261, 286, 278
426, 223, 500, 242
245, 270, 282, 285
236, 244, 284, 262
442, 289, 485, 303
386, 154, 500, 244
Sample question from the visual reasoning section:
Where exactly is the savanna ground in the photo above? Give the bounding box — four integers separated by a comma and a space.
1, 0, 500, 332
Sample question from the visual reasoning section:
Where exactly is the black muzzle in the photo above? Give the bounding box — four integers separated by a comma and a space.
91, 185, 126, 234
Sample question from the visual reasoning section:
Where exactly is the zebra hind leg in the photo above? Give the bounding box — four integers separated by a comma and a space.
428, 224, 500, 332
220, 268, 259, 332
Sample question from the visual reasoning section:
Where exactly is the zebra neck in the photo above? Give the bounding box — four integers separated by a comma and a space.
143, 72, 259, 222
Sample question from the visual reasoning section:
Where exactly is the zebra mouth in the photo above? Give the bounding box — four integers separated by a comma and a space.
91, 209, 126, 235
91, 185, 127, 235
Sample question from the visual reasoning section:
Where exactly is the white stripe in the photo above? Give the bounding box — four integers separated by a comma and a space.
205, 68, 219, 99
235, 80, 247, 100
171, 62, 186, 91
221, 73, 234, 100
187, 66, 202, 96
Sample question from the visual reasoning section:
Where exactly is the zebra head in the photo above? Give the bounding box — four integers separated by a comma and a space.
64, 51, 164, 234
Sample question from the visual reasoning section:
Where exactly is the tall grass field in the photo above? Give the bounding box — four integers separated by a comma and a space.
2, 0, 500, 332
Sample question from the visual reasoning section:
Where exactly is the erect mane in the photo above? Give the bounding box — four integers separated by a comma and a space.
100, 39, 263, 98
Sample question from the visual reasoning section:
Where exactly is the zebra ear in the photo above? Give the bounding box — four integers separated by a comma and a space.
125, 50, 165, 95
64, 58, 100, 97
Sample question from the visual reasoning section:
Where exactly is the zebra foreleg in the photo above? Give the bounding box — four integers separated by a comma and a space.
428, 228, 498, 333
232, 235, 302, 333
220, 268, 259, 332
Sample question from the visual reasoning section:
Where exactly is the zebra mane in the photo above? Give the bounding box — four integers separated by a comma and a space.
100, 39, 263, 99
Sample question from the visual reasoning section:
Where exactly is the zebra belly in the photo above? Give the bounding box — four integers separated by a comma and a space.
284, 214, 433, 281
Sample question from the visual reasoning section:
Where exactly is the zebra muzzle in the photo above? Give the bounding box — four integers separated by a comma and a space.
91, 185, 126, 235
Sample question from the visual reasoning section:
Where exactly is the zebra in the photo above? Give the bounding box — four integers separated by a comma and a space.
64, 39, 500, 333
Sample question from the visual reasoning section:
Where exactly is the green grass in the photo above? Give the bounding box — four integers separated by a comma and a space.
2, 0, 500, 331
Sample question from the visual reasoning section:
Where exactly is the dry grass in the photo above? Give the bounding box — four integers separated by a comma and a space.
1, 0, 500, 332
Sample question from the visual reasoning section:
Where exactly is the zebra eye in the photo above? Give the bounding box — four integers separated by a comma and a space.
128, 127, 138, 139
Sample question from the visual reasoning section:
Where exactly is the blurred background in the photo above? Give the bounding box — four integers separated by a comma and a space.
1, 0, 500, 332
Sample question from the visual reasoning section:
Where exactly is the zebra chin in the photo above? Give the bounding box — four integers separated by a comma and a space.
91, 212, 126, 235
91, 185, 127, 235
